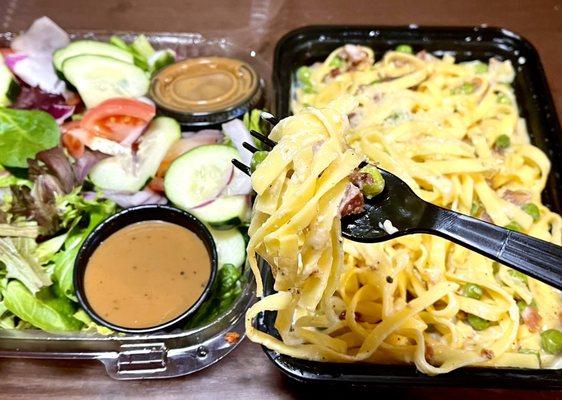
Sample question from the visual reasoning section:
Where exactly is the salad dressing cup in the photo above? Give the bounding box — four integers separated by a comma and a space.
73, 205, 218, 334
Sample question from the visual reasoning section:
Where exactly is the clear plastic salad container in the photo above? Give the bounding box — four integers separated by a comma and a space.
0, 30, 266, 380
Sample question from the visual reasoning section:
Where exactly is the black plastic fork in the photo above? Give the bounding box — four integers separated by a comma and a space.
233, 113, 562, 289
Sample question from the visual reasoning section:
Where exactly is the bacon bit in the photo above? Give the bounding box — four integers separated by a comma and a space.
481, 348, 494, 360
330, 68, 341, 78
425, 344, 435, 361
480, 211, 492, 223
224, 331, 240, 344
522, 306, 542, 333
471, 77, 484, 91
349, 170, 375, 191
502, 190, 532, 206
339, 184, 365, 217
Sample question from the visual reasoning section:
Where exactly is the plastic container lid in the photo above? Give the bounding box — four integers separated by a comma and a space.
150, 57, 263, 127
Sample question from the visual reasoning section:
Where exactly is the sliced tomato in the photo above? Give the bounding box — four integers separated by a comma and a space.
156, 138, 200, 177
148, 176, 165, 192
61, 121, 93, 159
0, 48, 13, 57
156, 135, 221, 177
80, 98, 155, 145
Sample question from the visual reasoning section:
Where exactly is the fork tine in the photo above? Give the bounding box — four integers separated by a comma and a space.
232, 159, 251, 176
260, 111, 279, 126
243, 142, 259, 153
250, 130, 277, 148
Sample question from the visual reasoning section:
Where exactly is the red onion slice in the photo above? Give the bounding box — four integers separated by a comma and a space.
104, 188, 167, 208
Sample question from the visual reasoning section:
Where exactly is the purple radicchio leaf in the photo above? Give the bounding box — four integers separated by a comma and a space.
35, 146, 76, 193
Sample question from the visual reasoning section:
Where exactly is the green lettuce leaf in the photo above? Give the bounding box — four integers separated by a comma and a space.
0, 276, 14, 329
34, 231, 69, 263
51, 195, 115, 301
0, 221, 39, 238
0, 108, 60, 168
2, 280, 82, 332
0, 237, 51, 294
73, 309, 113, 335
185, 263, 243, 328
109, 35, 174, 75
0, 166, 32, 188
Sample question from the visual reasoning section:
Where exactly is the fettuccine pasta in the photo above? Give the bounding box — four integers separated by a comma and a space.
245, 45, 562, 375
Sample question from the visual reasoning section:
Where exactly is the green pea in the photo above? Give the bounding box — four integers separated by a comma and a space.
474, 62, 489, 74
470, 201, 481, 216
467, 314, 491, 331
541, 329, 562, 355
329, 56, 344, 69
497, 92, 512, 105
504, 221, 522, 232
250, 151, 269, 173
508, 269, 529, 285
522, 203, 540, 222
301, 82, 315, 93
395, 44, 413, 54
296, 66, 311, 83
494, 134, 511, 150
359, 164, 385, 198
451, 82, 476, 95
516, 300, 527, 314
461, 283, 483, 300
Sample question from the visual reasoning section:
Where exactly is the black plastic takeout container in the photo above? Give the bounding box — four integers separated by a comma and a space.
259, 25, 562, 389
74, 204, 219, 334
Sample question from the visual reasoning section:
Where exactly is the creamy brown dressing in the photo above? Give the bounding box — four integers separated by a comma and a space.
150, 57, 258, 113
84, 221, 211, 329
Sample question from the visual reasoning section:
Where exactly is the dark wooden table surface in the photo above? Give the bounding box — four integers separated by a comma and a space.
1, 0, 561, 398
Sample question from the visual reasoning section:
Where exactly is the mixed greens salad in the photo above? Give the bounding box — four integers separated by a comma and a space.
0, 17, 260, 334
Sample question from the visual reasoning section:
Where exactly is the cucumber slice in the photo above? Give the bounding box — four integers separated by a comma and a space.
192, 196, 249, 228
62, 54, 149, 108
165, 144, 238, 210
53, 40, 134, 71
0, 54, 19, 106
164, 144, 250, 226
89, 117, 180, 191
208, 226, 246, 268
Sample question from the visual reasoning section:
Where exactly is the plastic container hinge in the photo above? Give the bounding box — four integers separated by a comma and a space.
117, 343, 167, 374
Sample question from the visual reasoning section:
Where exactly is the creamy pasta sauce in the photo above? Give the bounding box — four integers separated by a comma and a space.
84, 221, 211, 329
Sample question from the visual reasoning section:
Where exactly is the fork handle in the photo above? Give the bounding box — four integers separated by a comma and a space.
422, 204, 562, 289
